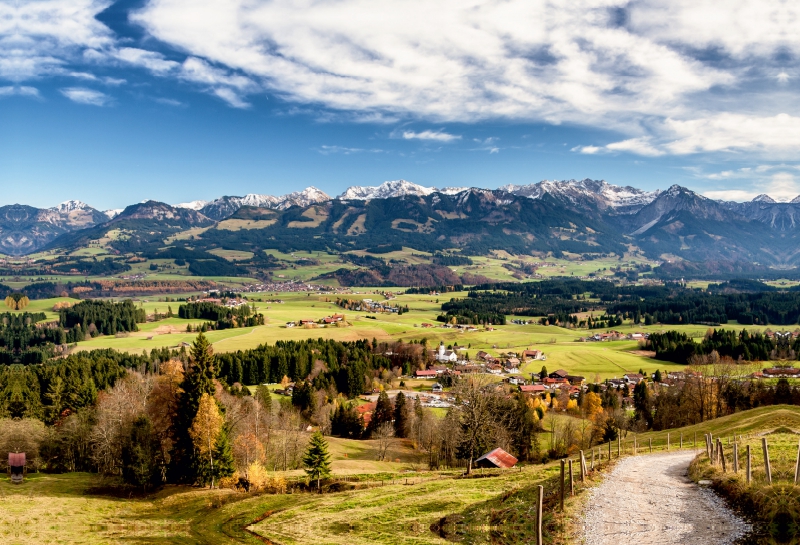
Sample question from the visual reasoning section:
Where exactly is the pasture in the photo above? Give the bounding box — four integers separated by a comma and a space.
62, 289, 771, 379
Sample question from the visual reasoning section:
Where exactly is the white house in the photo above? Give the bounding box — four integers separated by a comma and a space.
436, 341, 458, 363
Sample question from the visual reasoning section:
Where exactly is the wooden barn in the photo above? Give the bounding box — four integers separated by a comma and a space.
8, 452, 25, 484
475, 448, 518, 469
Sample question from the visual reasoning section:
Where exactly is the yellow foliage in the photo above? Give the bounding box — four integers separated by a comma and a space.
566, 399, 578, 413
583, 392, 603, 418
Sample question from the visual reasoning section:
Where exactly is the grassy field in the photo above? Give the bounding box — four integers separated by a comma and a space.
66, 289, 766, 380
7, 406, 797, 544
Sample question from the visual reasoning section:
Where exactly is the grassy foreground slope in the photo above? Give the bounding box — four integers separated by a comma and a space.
3, 407, 799, 544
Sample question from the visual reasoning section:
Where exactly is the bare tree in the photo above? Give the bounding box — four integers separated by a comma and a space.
374, 422, 395, 461
453, 376, 498, 474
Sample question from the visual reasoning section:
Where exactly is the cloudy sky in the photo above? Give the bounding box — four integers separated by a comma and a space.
2, 0, 800, 209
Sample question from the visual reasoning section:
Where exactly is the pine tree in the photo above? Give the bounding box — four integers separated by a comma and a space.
303, 431, 332, 491
540, 365, 548, 380
368, 390, 393, 435
393, 391, 408, 438
121, 416, 159, 490
172, 333, 217, 483
212, 428, 236, 483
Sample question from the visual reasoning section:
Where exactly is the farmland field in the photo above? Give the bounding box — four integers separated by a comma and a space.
59, 288, 775, 379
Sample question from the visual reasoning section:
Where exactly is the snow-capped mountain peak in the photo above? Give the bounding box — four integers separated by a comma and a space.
501, 179, 660, 213
103, 209, 123, 219
753, 194, 777, 203
52, 200, 92, 213
174, 200, 209, 210
338, 180, 435, 200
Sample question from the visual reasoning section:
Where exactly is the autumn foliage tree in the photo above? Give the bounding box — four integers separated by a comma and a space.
190, 393, 224, 488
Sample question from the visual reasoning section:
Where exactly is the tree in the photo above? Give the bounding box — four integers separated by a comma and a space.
374, 422, 395, 461
302, 431, 331, 491
633, 381, 652, 428
172, 333, 216, 482
368, 390, 393, 435
212, 428, 236, 483
190, 393, 223, 488
121, 416, 159, 490
653, 369, 662, 383
454, 376, 497, 474
393, 391, 408, 438
582, 392, 603, 419
540, 365, 548, 380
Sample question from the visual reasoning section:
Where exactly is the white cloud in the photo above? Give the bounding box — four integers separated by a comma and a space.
318, 145, 383, 155
701, 167, 800, 202
60, 87, 109, 106
5, 0, 800, 155
703, 190, 760, 201
401, 130, 461, 142
0, 86, 40, 97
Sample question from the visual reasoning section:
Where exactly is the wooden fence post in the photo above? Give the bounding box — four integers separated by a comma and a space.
608, 441, 612, 461
617, 436, 621, 458
694, 431, 697, 448
649, 437, 652, 453
795, 440, 800, 485
536, 484, 544, 545
680, 433, 683, 449
560, 459, 565, 511
667, 432, 670, 450
591, 448, 595, 470
569, 459, 574, 496
762, 437, 772, 485
733, 442, 738, 474
580, 451, 586, 483
746, 445, 752, 484
718, 440, 726, 472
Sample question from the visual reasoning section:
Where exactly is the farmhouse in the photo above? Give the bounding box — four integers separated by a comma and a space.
414, 369, 438, 379
475, 448, 518, 469
519, 384, 546, 395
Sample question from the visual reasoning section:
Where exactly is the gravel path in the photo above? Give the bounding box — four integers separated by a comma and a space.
580, 451, 749, 545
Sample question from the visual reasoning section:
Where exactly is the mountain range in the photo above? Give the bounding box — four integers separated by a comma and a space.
3, 179, 800, 274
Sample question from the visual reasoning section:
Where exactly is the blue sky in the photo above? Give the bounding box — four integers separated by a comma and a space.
2, 0, 799, 210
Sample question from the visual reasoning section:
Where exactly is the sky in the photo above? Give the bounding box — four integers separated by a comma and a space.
2, 0, 800, 210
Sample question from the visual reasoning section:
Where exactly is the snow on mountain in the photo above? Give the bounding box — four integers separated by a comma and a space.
338, 180, 436, 200
501, 179, 661, 213
51, 200, 93, 213
172, 201, 208, 210
174, 200, 209, 210
752, 194, 777, 203
277, 187, 330, 209
104, 209, 123, 219
439, 187, 470, 195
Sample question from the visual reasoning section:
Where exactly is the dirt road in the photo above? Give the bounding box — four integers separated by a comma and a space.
580, 451, 749, 545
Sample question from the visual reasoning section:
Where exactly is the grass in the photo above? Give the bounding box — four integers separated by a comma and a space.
66, 291, 783, 379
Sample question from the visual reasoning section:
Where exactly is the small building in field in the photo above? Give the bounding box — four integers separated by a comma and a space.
431, 382, 443, 393
8, 452, 25, 484
475, 448, 518, 469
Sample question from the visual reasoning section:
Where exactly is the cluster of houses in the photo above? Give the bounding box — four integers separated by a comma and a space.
421, 323, 486, 333
344, 298, 403, 314
286, 314, 347, 328
579, 331, 648, 342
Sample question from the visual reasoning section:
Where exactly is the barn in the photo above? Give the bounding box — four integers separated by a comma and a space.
8, 452, 25, 484
475, 448, 518, 469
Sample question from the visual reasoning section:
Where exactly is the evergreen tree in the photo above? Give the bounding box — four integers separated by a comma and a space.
172, 333, 217, 482
303, 431, 332, 491
212, 428, 236, 483
368, 390, 393, 435
653, 369, 662, 383
540, 365, 548, 380
633, 381, 652, 428
393, 391, 408, 438
121, 415, 159, 490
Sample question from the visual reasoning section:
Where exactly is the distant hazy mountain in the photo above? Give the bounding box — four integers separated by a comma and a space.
0, 201, 107, 256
